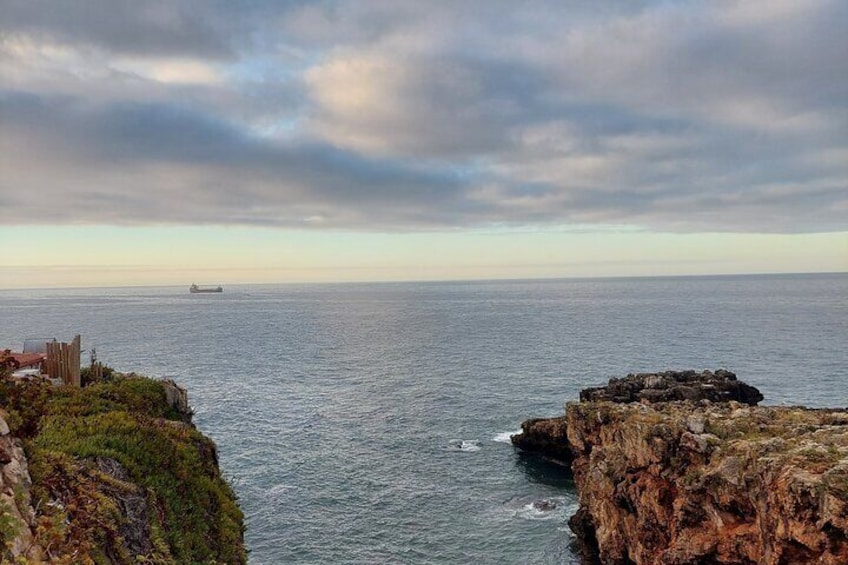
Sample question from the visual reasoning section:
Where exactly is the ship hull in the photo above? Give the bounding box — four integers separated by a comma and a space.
189, 286, 223, 293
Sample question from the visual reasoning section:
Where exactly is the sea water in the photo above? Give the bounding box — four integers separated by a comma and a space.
1, 273, 846, 563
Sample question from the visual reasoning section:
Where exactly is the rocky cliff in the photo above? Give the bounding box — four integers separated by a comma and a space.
579, 369, 763, 405
512, 370, 761, 467
0, 409, 39, 559
568, 401, 848, 565
0, 374, 245, 564
511, 416, 573, 466
512, 370, 848, 564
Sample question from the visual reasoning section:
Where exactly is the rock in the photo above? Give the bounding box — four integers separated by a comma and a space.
580, 369, 763, 406
160, 378, 193, 422
95, 457, 154, 556
569, 506, 601, 565
0, 416, 40, 560
686, 414, 706, 434
510, 416, 573, 465
532, 499, 558, 511
566, 402, 848, 565
512, 370, 761, 463
680, 431, 711, 454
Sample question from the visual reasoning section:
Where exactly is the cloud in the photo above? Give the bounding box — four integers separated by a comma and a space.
305, 52, 543, 157
0, 0, 241, 58
0, 92, 475, 229
0, 0, 846, 233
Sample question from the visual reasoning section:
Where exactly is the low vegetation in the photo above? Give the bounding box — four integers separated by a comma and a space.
0, 372, 245, 564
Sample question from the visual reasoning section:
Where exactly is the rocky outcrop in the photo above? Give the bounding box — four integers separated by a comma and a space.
160, 378, 193, 422
511, 416, 573, 466
579, 369, 763, 405
511, 370, 762, 462
94, 457, 155, 557
0, 411, 42, 560
566, 401, 848, 564
512, 370, 848, 564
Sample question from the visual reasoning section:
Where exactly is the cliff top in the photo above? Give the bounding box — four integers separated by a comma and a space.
568, 401, 848, 495
0, 372, 246, 564
579, 369, 764, 405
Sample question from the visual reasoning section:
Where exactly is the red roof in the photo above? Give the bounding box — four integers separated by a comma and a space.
3, 352, 45, 369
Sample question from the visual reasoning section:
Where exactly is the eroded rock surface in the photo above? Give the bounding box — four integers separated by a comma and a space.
579, 369, 763, 405
567, 401, 848, 565
0, 411, 42, 560
160, 378, 193, 422
511, 416, 573, 465
511, 370, 761, 462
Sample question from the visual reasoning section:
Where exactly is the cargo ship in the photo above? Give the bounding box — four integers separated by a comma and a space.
189, 284, 223, 293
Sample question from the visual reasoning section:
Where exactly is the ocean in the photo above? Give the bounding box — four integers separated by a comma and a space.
1, 273, 846, 563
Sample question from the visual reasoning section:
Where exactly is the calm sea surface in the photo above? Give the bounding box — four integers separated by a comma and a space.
1, 274, 846, 563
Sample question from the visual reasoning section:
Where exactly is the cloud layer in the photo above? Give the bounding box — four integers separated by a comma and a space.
1, 0, 846, 232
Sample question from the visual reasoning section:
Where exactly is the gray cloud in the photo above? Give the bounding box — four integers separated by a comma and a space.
0, 0, 846, 233
0, 91, 476, 229
0, 0, 238, 58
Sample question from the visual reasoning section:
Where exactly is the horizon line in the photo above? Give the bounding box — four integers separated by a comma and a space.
1, 270, 845, 293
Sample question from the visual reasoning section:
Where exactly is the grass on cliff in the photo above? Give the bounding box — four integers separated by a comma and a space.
0, 374, 245, 565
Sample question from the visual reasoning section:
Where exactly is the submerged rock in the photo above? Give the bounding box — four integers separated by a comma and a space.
567, 401, 848, 564
532, 499, 558, 511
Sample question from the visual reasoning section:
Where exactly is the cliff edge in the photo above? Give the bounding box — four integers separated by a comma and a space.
0, 374, 245, 564
568, 401, 848, 564
512, 370, 762, 468
512, 370, 848, 564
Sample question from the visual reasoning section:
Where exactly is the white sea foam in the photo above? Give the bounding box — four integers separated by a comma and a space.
267, 483, 294, 502
448, 439, 481, 452
493, 430, 522, 443
511, 496, 574, 521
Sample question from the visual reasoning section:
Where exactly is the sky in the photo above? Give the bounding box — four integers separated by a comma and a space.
0, 0, 846, 288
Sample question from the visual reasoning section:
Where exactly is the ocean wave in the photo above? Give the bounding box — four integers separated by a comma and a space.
493, 430, 522, 443
447, 439, 481, 452
510, 496, 575, 521
266, 483, 295, 502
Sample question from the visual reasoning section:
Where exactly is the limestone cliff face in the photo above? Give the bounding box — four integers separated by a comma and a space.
566, 401, 848, 565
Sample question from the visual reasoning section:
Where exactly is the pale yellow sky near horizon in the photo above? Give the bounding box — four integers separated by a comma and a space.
1, 226, 846, 289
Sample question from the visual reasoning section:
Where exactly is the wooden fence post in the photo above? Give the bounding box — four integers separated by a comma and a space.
70, 335, 81, 387
44, 335, 82, 387
45, 342, 57, 380
71, 334, 82, 388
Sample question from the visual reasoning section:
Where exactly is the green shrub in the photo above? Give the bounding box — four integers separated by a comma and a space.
1, 376, 245, 564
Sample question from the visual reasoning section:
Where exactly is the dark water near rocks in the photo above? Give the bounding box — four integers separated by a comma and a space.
1, 273, 846, 563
